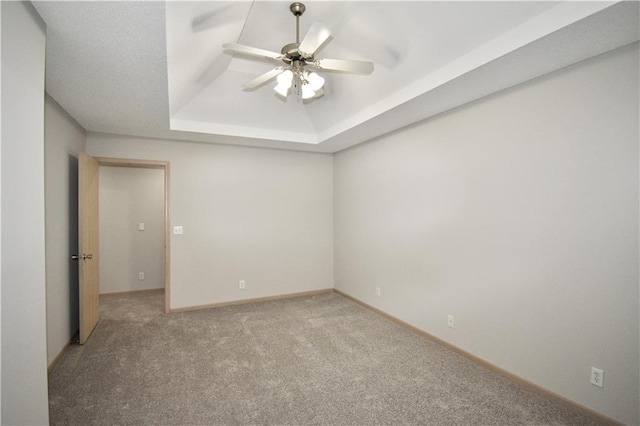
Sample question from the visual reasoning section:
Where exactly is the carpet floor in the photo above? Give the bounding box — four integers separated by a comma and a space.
48, 291, 601, 425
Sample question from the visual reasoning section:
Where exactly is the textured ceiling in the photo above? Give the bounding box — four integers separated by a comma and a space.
34, 1, 639, 153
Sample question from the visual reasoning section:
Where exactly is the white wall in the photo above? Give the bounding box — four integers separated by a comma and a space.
44, 94, 86, 365
99, 166, 164, 294
1, 2, 50, 424
87, 136, 334, 309
334, 43, 639, 424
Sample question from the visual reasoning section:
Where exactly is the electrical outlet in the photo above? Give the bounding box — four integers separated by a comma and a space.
239, 280, 246, 289
447, 314, 455, 328
173, 226, 183, 235
590, 367, 604, 388
375, 287, 381, 297
138, 272, 144, 280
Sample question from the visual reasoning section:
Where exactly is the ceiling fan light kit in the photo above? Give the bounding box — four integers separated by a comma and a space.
223, 2, 374, 103
274, 68, 325, 100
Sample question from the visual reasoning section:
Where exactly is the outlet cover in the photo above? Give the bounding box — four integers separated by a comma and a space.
239, 280, 246, 289
139, 272, 144, 280
173, 225, 183, 235
447, 314, 455, 328
590, 367, 604, 388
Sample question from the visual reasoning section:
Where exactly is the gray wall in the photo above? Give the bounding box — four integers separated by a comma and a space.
99, 166, 165, 294
44, 94, 87, 365
1, 2, 50, 423
87, 136, 334, 309
334, 44, 639, 424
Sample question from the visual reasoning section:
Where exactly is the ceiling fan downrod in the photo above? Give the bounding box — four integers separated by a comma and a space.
290, 2, 306, 44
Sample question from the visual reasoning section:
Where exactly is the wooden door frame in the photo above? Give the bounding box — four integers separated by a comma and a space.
95, 157, 171, 313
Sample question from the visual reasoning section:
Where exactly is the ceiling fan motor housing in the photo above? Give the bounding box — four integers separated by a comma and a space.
281, 42, 310, 63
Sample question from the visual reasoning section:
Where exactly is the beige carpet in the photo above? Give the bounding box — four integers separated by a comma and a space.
48, 291, 601, 425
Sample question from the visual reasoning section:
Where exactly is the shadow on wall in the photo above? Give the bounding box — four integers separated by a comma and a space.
68, 154, 80, 335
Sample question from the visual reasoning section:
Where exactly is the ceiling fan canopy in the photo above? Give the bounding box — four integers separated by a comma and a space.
223, 2, 374, 102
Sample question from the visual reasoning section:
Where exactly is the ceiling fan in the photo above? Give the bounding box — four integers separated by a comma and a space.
223, 2, 374, 101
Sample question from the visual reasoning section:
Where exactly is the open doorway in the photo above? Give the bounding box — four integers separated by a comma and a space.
95, 157, 170, 313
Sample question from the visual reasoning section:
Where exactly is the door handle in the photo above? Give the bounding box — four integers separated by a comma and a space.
72, 254, 93, 260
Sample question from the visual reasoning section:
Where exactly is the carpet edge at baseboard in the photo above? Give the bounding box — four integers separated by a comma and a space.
332, 289, 622, 426
100, 288, 165, 297
168, 288, 334, 313
48, 338, 73, 375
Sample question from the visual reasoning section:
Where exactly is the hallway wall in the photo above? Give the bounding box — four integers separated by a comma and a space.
99, 166, 165, 294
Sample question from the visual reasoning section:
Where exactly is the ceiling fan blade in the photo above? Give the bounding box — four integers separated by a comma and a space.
298, 22, 332, 57
314, 58, 374, 75
223, 43, 282, 61
243, 68, 284, 91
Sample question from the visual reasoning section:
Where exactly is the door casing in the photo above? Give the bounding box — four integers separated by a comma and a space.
95, 156, 171, 314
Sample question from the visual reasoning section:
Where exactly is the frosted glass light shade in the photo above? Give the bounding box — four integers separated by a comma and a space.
301, 84, 316, 100
277, 70, 293, 87
306, 72, 324, 91
274, 83, 290, 97
274, 70, 294, 97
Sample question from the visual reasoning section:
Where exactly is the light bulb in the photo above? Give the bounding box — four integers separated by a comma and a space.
306, 72, 324, 92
